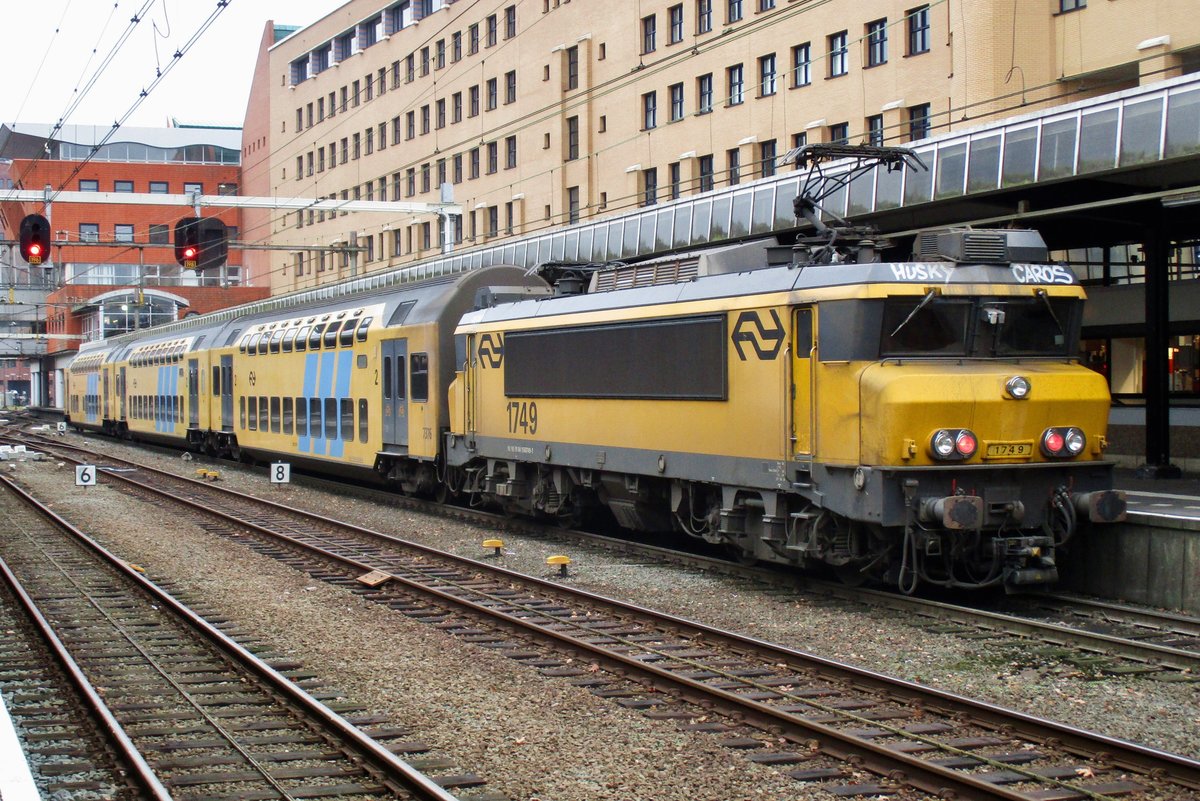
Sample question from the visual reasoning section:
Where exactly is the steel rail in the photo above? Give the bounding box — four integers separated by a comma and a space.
0, 473, 461, 801
76, 458, 1200, 800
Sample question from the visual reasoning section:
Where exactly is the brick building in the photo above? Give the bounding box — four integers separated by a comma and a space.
0, 124, 269, 408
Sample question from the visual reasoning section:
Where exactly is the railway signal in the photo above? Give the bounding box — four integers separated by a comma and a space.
19, 213, 50, 265
174, 217, 227, 270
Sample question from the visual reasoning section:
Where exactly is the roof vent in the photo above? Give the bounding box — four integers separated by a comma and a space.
913, 228, 1048, 264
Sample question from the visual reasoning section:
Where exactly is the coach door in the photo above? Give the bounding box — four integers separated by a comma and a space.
791, 307, 814, 457
102, 367, 111, 419
188, 358, 200, 428
381, 338, 408, 448
116, 367, 126, 419
220, 355, 234, 431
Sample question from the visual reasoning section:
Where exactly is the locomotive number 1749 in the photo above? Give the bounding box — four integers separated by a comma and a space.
506, 401, 538, 434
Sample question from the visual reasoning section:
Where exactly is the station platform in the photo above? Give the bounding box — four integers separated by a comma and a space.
1115, 468, 1200, 522
0, 690, 41, 801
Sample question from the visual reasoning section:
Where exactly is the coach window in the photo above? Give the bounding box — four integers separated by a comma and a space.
239, 336, 249, 354
283, 329, 297, 352
258, 336, 270, 355
339, 318, 357, 347
258, 396, 268, 431
270, 397, 281, 432
296, 326, 310, 351
324, 322, 341, 348
358, 399, 369, 441
410, 353, 429, 401
248, 396, 258, 430
270, 330, 284, 353
340, 398, 353, 440
309, 398, 322, 437
324, 398, 338, 439
283, 397, 294, 434
294, 398, 307, 436
309, 324, 326, 349
356, 317, 373, 341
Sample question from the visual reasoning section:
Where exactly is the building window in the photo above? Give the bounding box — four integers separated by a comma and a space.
727, 0, 742, 23
469, 22, 479, 53
867, 18, 888, 66
505, 135, 518, 169
505, 5, 517, 38
792, 42, 811, 86
829, 31, 848, 77
643, 91, 657, 129
698, 73, 713, 113
566, 46, 579, 90
486, 14, 498, 46
421, 163, 431, 193
909, 103, 931, 140
452, 31, 462, 61
566, 116, 580, 160
452, 92, 463, 122
567, 186, 580, 224
907, 6, 930, 55
79, 179, 99, 191
669, 5, 684, 43
184, 182, 202, 194
727, 64, 744, 105
486, 78, 498, 110
759, 139, 777, 177
699, 154, 715, 192
79, 223, 99, 242
697, 0, 712, 33
487, 141, 499, 174
758, 0, 774, 9
406, 54, 416, 82
470, 85, 480, 116
829, 122, 849, 145
642, 167, 658, 207
149, 224, 169, 244
669, 162, 681, 199
406, 111, 416, 139
505, 70, 517, 104
114, 223, 134, 243
114, 180, 134, 192
727, 148, 740, 185
1061, 0, 1087, 10
421, 105, 431, 134
470, 148, 480, 179
670, 82, 685, 121
758, 53, 776, 96
867, 114, 884, 145
353, 132, 362, 158
642, 14, 657, 53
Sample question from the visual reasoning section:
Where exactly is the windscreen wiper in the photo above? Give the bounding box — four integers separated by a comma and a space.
890, 289, 939, 338
1034, 289, 1064, 336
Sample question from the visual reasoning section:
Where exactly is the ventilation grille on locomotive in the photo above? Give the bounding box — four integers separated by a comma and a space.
593, 259, 700, 292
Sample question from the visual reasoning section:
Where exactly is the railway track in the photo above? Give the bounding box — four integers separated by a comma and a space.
14, 426, 1200, 679
8, 436, 1200, 800
0, 472, 478, 801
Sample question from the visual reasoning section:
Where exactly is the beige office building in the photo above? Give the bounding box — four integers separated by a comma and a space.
245, 0, 1200, 294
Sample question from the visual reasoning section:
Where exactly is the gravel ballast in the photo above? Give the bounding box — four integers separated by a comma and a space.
6, 430, 1199, 800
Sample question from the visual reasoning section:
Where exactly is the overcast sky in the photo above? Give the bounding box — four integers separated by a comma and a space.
2, 0, 339, 131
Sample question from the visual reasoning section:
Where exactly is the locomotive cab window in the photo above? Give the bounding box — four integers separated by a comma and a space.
880, 296, 972, 356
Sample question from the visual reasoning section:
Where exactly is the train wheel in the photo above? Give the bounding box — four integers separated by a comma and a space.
833, 562, 869, 587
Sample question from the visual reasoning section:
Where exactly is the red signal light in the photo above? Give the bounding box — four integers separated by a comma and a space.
28, 243, 42, 258
183, 246, 198, 261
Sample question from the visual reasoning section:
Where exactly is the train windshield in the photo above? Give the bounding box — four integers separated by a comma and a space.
878, 295, 1079, 358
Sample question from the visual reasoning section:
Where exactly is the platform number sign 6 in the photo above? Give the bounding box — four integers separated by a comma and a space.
76, 465, 97, 487
270, 462, 291, 484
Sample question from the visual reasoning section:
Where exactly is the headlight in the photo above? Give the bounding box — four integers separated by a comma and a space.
1005, 376, 1030, 399
930, 428, 977, 460
1041, 427, 1086, 458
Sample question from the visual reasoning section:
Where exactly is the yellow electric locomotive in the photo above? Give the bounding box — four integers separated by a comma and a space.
445, 229, 1126, 592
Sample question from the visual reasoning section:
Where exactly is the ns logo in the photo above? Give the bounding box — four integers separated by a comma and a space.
731, 310, 784, 361
477, 333, 504, 368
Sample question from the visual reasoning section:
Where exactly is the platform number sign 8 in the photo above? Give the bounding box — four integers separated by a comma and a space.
270, 462, 291, 484
76, 465, 97, 487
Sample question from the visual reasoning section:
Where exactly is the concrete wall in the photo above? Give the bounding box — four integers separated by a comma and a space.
1060, 514, 1200, 613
